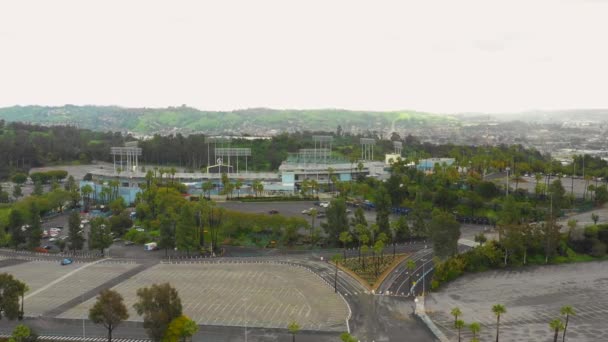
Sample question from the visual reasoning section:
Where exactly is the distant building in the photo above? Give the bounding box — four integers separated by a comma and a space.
417, 158, 455, 172
385, 153, 402, 165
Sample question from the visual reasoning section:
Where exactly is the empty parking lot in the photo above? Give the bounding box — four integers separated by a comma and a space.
59, 262, 349, 331
426, 261, 608, 342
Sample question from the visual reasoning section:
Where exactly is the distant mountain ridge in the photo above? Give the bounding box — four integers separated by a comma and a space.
0, 105, 459, 135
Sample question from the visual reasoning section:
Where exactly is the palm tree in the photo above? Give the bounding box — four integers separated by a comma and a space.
406, 259, 416, 295
235, 179, 243, 199
560, 306, 575, 342
202, 180, 214, 199
309, 208, 318, 245
469, 322, 481, 340
550, 318, 565, 342
451, 307, 462, 327
287, 321, 300, 342
339, 231, 352, 259
492, 304, 506, 342
455, 319, 465, 342
310, 179, 319, 198
331, 254, 343, 293
81, 184, 93, 211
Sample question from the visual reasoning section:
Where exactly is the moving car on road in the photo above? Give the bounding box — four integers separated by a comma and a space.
60, 258, 73, 266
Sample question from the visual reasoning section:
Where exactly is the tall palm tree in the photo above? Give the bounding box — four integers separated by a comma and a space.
451, 307, 462, 327
492, 304, 506, 342
469, 322, 481, 341
560, 306, 575, 342
235, 179, 243, 199
331, 254, 343, 293
550, 318, 565, 342
455, 319, 465, 342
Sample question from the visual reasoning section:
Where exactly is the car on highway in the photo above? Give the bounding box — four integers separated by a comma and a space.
60, 258, 73, 266
268, 209, 279, 215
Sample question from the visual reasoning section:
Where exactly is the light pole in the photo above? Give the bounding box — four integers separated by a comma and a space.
421, 258, 426, 297
506, 167, 511, 197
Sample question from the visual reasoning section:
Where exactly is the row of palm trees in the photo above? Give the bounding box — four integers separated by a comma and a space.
450, 305, 575, 342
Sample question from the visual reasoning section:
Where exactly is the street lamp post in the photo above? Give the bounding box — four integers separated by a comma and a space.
421, 258, 426, 297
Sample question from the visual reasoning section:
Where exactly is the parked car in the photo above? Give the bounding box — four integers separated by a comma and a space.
61, 258, 73, 266
124, 240, 135, 246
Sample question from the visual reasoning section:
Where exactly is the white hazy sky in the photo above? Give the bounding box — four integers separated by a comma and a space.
1, 0, 607, 113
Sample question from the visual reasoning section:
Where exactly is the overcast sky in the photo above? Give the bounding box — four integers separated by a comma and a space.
1, 0, 607, 113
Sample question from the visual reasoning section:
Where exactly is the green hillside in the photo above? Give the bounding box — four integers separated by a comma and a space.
0, 105, 459, 134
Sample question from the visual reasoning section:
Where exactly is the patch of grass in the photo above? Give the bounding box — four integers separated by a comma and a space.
340, 253, 408, 287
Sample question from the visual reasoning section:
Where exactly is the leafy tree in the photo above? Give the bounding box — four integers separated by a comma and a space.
591, 213, 599, 225
406, 259, 416, 294
109, 198, 126, 216
455, 319, 465, 342
339, 231, 352, 259
8, 210, 26, 248
351, 207, 367, 228
287, 321, 300, 342
175, 204, 198, 256
428, 210, 461, 259
10, 324, 31, 342
550, 318, 564, 342
374, 186, 391, 233
163, 315, 198, 342
89, 289, 129, 342
68, 211, 85, 252
0, 273, 28, 320
11, 173, 27, 185
12, 185, 22, 200
469, 322, 481, 341
492, 304, 506, 342
26, 203, 41, 250
322, 198, 348, 242
133, 283, 183, 342
159, 214, 176, 256
451, 307, 462, 327
88, 218, 113, 256
32, 181, 43, 196
81, 184, 94, 211
560, 306, 575, 342
474, 233, 487, 246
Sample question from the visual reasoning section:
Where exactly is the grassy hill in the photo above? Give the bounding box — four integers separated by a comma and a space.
0, 105, 459, 135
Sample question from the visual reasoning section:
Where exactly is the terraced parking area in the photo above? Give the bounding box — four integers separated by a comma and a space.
426, 261, 608, 342
60, 263, 349, 331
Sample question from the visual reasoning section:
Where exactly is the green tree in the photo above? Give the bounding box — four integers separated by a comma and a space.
33, 181, 43, 196
202, 181, 214, 199
374, 186, 391, 233
27, 203, 42, 250
469, 322, 481, 341
455, 319, 465, 342
175, 204, 198, 256
11, 173, 27, 185
428, 210, 461, 259
81, 184, 94, 211
451, 307, 462, 327
550, 318, 565, 342
492, 304, 506, 342
560, 306, 575, 342
591, 213, 599, 225
163, 315, 198, 342
287, 321, 300, 342
133, 283, 183, 342
331, 254, 343, 293
12, 185, 22, 200
10, 324, 31, 342
109, 197, 126, 216
89, 289, 129, 342
88, 218, 113, 256
68, 211, 85, 252
8, 209, 26, 248
159, 214, 176, 257
322, 198, 349, 242
339, 231, 352, 259
0, 273, 28, 320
